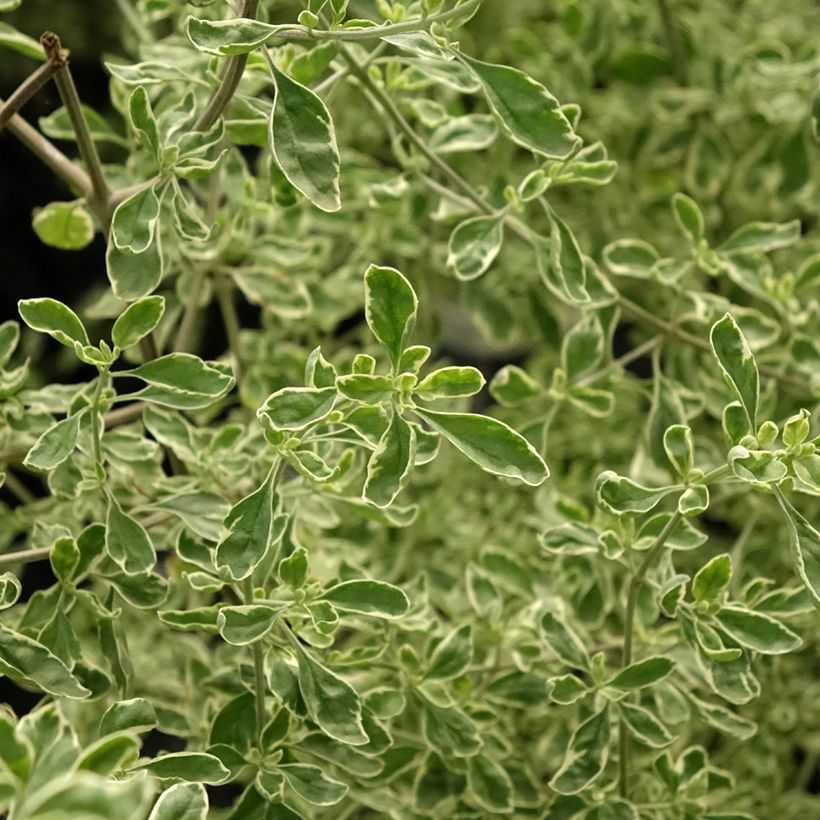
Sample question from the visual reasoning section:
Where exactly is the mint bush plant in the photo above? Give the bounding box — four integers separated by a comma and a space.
0, 0, 818, 817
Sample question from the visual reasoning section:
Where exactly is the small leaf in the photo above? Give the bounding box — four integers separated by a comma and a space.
595, 471, 677, 516
692, 554, 732, 603
277, 763, 347, 806
776, 489, 820, 605
101, 698, 158, 736
458, 53, 579, 158
0, 572, 21, 610
540, 612, 590, 670
467, 754, 513, 814
129, 86, 160, 158
619, 701, 674, 748
415, 367, 485, 401
106, 491, 156, 575
319, 579, 409, 619
421, 697, 482, 758
186, 16, 291, 56
148, 782, 208, 820
363, 411, 416, 507
23, 412, 82, 471
126, 354, 234, 409
663, 424, 694, 477
135, 752, 230, 784
294, 642, 368, 745
106, 231, 164, 302
0, 20, 44, 59
489, 365, 542, 407
607, 657, 675, 690
0, 623, 90, 698
279, 547, 308, 589
112, 295, 165, 350
603, 238, 659, 278
336, 374, 393, 404
416, 408, 548, 485
111, 183, 163, 254
561, 313, 604, 381
32, 202, 95, 250
710, 314, 759, 428
446, 213, 505, 281
720, 220, 801, 254
427, 624, 472, 680
549, 211, 589, 303
258, 386, 337, 432
671, 193, 704, 244
714, 606, 802, 655
268, 61, 341, 212
549, 673, 589, 704
18, 297, 88, 348
364, 265, 418, 369
217, 605, 280, 645
215, 472, 274, 581
549, 704, 610, 795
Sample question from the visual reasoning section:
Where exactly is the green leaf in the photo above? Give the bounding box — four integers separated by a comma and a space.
0, 622, 90, 698
18, 297, 88, 348
446, 213, 505, 281
619, 701, 674, 748
106, 491, 156, 575
457, 53, 579, 158
129, 86, 160, 158
336, 374, 394, 404
427, 624, 472, 680
671, 193, 704, 244
549, 704, 610, 795
549, 673, 589, 704
692, 554, 732, 603
320, 579, 409, 619
279, 547, 308, 589
714, 606, 802, 655
217, 605, 280, 645
146, 491, 230, 542
415, 366, 485, 401
32, 201, 95, 250
710, 313, 759, 428
415, 408, 548, 485
294, 642, 368, 745
277, 763, 347, 806
148, 782, 208, 820
561, 313, 604, 381
540, 612, 590, 670
0, 572, 21, 610
76, 732, 140, 776
603, 238, 660, 278
607, 656, 675, 690
364, 265, 418, 369
719, 220, 801, 254
421, 697, 482, 758
663, 424, 694, 477
23, 412, 82, 471
549, 211, 589, 304
100, 698, 158, 735
268, 61, 341, 212
135, 752, 231, 784
467, 754, 513, 814
258, 386, 337, 432
595, 471, 677, 516
363, 411, 416, 507
111, 183, 163, 254
0, 21, 43, 60
489, 365, 543, 406
106, 231, 164, 302
215, 472, 275, 581
428, 114, 497, 154
112, 295, 165, 350
125, 353, 234, 408
186, 16, 292, 56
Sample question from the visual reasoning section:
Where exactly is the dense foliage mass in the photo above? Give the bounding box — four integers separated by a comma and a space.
0, 0, 818, 817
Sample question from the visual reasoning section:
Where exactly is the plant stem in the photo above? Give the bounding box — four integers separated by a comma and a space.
0, 96, 91, 196
3, 470, 37, 505
215, 274, 242, 382
90, 367, 110, 482
0, 546, 51, 570
576, 335, 664, 388
243, 576, 268, 741
194, 0, 260, 131
618, 508, 682, 798
0, 61, 62, 132
174, 269, 208, 353
42, 33, 112, 228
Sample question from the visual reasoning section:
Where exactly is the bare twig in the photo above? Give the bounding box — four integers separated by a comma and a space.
0, 60, 61, 132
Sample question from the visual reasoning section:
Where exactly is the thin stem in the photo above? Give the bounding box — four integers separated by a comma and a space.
215, 274, 242, 382
243, 576, 268, 740
42, 33, 111, 227
619, 508, 683, 797
194, 0, 260, 131
3, 470, 37, 505
90, 367, 110, 482
174, 269, 208, 353
576, 335, 664, 388
0, 96, 91, 195
0, 546, 51, 570
0, 60, 62, 132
